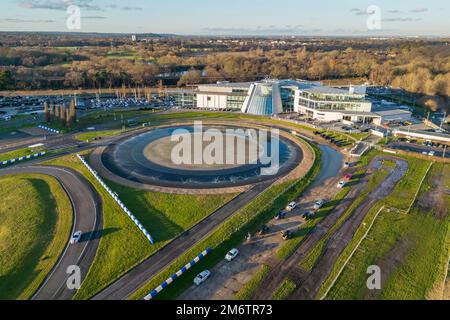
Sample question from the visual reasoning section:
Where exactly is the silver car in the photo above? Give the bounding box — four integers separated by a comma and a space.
194, 270, 211, 286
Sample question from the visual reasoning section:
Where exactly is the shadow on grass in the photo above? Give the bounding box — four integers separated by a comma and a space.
0, 178, 57, 300
80, 227, 120, 243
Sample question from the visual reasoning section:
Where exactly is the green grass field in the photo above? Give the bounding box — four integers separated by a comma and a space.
321, 159, 448, 300
0, 174, 72, 300
0, 147, 46, 162
271, 279, 297, 300
74, 130, 124, 142
44, 152, 236, 300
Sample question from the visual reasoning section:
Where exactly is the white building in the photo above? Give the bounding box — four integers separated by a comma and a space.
172, 79, 412, 125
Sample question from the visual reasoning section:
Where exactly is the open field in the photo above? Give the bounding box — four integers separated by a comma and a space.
0, 174, 72, 300
321, 158, 448, 300
44, 152, 236, 299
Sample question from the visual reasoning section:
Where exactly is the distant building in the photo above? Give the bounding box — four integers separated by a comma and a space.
131, 34, 137, 42
171, 79, 412, 124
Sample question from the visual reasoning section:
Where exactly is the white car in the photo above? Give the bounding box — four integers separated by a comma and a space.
193, 270, 211, 286
314, 199, 325, 210
428, 151, 435, 157
286, 202, 298, 212
225, 249, 240, 262
337, 181, 346, 188
70, 231, 82, 244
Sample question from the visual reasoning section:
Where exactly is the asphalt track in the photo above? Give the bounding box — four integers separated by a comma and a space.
0, 165, 102, 300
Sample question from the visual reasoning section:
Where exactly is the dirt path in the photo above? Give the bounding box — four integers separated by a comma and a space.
290, 158, 408, 300
179, 145, 344, 300
252, 162, 373, 300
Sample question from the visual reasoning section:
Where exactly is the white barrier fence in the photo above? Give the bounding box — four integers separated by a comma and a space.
143, 248, 212, 300
0, 152, 46, 166
38, 125, 60, 134
76, 154, 155, 244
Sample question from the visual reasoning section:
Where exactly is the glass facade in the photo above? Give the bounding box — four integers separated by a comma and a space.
226, 94, 247, 109
174, 92, 197, 108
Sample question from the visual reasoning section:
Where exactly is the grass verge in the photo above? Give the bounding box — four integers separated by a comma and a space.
271, 279, 297, 300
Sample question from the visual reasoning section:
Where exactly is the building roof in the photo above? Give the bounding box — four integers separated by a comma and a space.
374, 109, 412, 117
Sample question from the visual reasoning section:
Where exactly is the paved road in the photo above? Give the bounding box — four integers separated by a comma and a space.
0, 165, 102, 300
92, 179, 275, 300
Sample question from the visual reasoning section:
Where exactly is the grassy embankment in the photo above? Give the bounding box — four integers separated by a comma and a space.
0, 174, 72, 300
319, 156, 448, 300
128, 138, 321, 300
44, 152, 236, 300
0, 146, 46, 162
271, 279, 297, 300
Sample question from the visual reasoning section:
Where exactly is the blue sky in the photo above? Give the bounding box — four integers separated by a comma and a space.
0, 0, 448, 36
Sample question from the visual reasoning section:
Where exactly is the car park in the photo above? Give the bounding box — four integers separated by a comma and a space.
225, 249, 239, 262
70, 231, 82, 244
194, 270, 211, 286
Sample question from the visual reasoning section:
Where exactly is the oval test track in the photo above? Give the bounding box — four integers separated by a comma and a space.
0, 165, 102, 300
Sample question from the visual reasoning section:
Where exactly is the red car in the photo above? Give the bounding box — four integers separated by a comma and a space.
344, 174, 352, 181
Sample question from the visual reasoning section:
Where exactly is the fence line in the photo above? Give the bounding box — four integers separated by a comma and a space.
38, 125, 60, 134
0, 152, 46, 166
76, 154, 154, 244
143, 248, 212, 300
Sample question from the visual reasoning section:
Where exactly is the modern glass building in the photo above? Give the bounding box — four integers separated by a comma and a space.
171, 79, 378, 122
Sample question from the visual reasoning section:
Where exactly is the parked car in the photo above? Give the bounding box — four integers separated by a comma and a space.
225, 249, 240, 262
275, 211, 287, 220
286, 202, 298, 212
281, 230, 293, 240
314, 199, 325, 210
344, 161, 352, 168
429, 151, 435, 157
257, 225, 270, 235
70, 231, 82, 244
302, 211, 313, 220
337, 181, 346, 188
194, 270, 211, 286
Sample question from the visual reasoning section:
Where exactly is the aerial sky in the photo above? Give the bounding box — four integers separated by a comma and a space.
0, 0, 448, 36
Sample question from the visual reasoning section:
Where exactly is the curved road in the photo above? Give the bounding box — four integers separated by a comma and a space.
0, 165, 102, 300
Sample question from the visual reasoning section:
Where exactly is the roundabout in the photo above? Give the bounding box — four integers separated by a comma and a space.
99, 124, 304, 191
